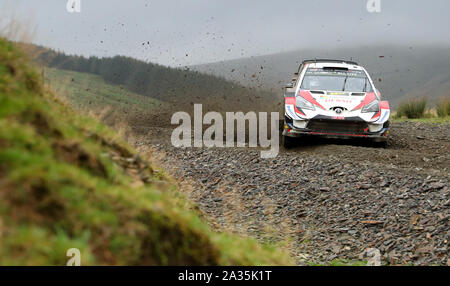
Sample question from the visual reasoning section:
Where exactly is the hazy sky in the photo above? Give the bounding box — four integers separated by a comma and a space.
3, 0, 450, 67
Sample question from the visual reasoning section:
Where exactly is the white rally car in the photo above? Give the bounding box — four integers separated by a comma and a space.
282, 59, 390, 148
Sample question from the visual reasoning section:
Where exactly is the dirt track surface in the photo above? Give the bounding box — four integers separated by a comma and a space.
135, 121, 449, 265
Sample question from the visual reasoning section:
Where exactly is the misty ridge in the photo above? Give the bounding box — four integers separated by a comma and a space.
31, 43, 450, 113
192, 45, 450, 107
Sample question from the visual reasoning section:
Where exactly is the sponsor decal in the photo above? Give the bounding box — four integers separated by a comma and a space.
328, 92, 347, 96
324, 98, 353, 104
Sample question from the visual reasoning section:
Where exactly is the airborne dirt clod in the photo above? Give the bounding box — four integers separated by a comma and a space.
135, 121, 449, 266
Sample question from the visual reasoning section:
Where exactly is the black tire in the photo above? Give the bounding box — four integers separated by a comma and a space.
282, 135, 296, 149
373, 140, 388, 148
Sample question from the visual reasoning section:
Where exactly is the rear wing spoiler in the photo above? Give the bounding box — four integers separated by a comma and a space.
302, 59, 359, 66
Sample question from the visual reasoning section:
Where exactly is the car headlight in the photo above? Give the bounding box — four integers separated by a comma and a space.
296, 96, 315, 111
362, 100, 379, 113
368, 123, 383, 132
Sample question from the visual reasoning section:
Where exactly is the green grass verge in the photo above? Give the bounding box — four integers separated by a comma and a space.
394, 96, 450, 123
0, 38, 292, 266
392, 116, 450, 124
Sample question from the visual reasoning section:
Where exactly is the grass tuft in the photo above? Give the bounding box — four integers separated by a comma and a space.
436, 97, 450, 118
395, 98, 427, 119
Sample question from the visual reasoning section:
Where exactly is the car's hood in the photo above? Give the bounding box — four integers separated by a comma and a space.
300, 90, 371, 111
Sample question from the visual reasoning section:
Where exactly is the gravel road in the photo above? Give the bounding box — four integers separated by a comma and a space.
135, 121, 449, 265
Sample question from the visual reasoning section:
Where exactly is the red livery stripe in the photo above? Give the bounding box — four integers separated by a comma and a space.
285, 97, 296, 105
299, 90, 326, 110
308, 132, 368, 137
285, 96, 305, 115
371, 109, 381, 119
352, 92, 376, 111
379, 101, 390, 110
371, 100, 388, 119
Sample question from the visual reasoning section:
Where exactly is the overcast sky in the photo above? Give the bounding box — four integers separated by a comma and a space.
2, 0, 450, 67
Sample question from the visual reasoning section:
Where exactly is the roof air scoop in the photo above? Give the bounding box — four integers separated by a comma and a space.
323, 66, 349, 71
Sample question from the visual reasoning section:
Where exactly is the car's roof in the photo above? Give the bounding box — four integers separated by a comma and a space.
305, 61, 364, 70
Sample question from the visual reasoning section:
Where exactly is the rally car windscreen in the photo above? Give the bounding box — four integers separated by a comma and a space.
300, 68, 373, 93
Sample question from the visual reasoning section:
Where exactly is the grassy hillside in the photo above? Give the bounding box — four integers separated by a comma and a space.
0, 38, 292, 266
43, 67, 174, 129
44, 67, 165, 114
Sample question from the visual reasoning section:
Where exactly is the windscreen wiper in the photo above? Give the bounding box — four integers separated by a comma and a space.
342, 75, 348, 91
363, 78, 367, 92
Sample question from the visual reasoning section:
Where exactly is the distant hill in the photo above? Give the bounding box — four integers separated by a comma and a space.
192, 45, 450, 107
398, 71, 450, 104
30, 45, 277, 116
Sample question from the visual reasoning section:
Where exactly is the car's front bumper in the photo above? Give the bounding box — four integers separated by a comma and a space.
282, 117, 390, 142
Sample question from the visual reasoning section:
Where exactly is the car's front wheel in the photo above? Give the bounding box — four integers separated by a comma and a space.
373, 140, 388, 148
282, 135, 296, 149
